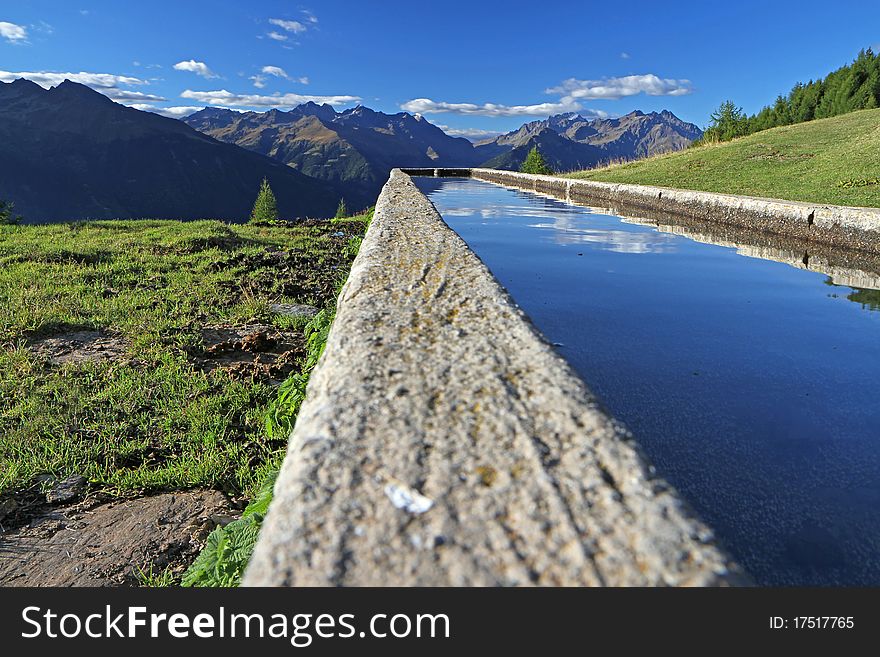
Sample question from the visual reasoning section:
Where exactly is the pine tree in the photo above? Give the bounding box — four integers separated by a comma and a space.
250, 178, 278, 223
703, 100, 748, 142
520, 146, 553, 175
0, 200, 20, 225
335, 197, 348, 218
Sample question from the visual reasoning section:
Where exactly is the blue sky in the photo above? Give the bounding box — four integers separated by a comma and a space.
2, 0, 878, 138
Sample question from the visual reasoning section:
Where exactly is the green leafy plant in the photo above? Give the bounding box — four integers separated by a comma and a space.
520, 146, 553, 175
181, 472, 277, 587
249, 177, 278, 223
265, 308, 334, 440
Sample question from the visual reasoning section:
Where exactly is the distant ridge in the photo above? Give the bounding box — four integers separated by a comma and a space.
185, 105, 702, 203
184, 104, 479, 209
0, 79, 339, 223
475, 110, 703, 171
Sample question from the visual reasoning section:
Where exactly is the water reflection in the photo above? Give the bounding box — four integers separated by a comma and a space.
432, 176, 880, 310
417, 176, 880, 586
844, 286, 880, 311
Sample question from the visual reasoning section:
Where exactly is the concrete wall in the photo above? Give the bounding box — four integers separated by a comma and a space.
244, 169, 745, 587
467, 168, 880, 255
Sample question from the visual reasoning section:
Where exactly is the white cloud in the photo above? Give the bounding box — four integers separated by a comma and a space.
266, 31, 288, 41
400, 97, 586, 117
400, 72, 691, 121
0, 69, 144, 89
0, 21, 27, 43
546, 74, 693, 100
180, 88, 360, 109
173, 60, 218, 79
620, 52, 630, 59
262, 65, 289, 79
128, 104, 203, 118
269, 18, 306, 34
250, 65, 309, 87
437, 124, 503, 140
104, 89, 166, 102
0, 68, 168, 103
302, 10, 318, 25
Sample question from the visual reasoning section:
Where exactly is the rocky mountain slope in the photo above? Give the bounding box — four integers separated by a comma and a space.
184, 104, 478, 209
476, 110, 703, 171
0, 79, 339, 223
185, 105, 702, 200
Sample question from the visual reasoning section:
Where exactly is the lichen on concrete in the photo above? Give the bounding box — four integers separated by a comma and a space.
244, 169, 745, 587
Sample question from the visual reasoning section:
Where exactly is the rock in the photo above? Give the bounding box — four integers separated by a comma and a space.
0, 498, 18, 522
45, 475, 87, 504
270, 303, 320, 319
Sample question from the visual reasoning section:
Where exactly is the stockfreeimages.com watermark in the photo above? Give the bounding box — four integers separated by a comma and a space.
21, 606, 450, 646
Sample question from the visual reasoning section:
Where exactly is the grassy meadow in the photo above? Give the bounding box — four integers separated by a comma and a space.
565, 108, 880, 208
0, 214, 368, 506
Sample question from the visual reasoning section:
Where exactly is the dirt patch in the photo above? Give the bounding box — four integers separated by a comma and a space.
0, 490, 233, 587
747, 148, 815, 161
29, 330, 128, 365
189, 324, 305, 383
210, 237, 361, 303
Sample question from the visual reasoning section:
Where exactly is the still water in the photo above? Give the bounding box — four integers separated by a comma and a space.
416, 177, 880, 586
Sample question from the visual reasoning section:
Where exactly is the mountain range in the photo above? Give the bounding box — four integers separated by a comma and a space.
0, 79, 339, 223
475, 110, 703, 171
183, 104, 478, 210
0, 77, 702, 222
184, 106, 702, 209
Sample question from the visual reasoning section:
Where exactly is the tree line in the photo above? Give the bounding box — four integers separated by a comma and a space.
699, 48, 880, 144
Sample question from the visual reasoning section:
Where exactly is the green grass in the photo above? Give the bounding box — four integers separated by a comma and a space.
0, 214, 368, 502
180, 213, 372, 588
565, 108, 880, 208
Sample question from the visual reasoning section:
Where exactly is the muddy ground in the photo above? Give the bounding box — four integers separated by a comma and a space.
0, 490, 233, 586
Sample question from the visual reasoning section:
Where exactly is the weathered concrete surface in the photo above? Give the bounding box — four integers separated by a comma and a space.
468, 168, 880, 255
244, 169, 745, 587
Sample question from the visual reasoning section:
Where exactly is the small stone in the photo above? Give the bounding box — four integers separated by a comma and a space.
384, 482, 433, 515
46, 475, 87, 504
269, 303, 320, 319
0, 498, 18, 521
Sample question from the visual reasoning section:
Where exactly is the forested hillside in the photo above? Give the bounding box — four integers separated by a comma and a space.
701, 49, 880, 143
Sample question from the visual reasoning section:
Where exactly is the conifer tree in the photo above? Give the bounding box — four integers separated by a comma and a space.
703, 100, 748, 142
520, 146, 553, 175
335, 197, 348, 219
250, 178, 278, 223
0, 200, 20, 225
